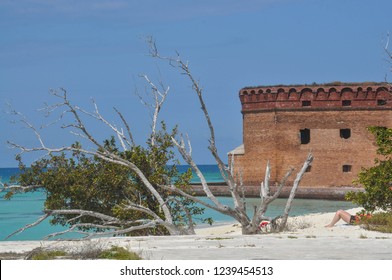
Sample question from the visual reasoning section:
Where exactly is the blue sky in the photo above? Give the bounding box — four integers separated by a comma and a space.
1, 0, 392, 167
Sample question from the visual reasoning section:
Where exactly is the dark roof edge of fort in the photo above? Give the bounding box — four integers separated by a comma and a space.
239, 81, 392, 110
241, 81, 390, 91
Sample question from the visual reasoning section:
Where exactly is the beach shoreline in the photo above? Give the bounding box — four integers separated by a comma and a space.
1, 207, 391, 259
190, 184, 363, 200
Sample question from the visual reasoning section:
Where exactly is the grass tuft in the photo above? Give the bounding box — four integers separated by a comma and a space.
205, 237, 233, 241
24, 244, 142, 260
287, 235, 298, 239
27, 248, 67, 260
98, 246, 142, 260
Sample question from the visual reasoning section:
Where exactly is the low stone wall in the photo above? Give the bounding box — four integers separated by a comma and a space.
190, 184, 363, 200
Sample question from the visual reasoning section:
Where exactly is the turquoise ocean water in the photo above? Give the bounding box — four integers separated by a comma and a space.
0, 166, 355, 240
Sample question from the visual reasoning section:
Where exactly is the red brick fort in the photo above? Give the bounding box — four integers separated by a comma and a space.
228, 82, 392, 199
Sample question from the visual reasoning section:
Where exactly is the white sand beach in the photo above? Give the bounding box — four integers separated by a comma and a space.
195, 207, 389, 238
1, 207, 391, 259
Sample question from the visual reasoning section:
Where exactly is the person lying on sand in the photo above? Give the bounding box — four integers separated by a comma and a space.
325, 209, 358, 227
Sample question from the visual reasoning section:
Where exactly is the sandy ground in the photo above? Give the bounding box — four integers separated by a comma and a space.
195, 207, 390, 237
1, 207, 392, 259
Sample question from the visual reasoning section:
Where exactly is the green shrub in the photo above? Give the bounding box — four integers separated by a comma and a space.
359, 212, 392, 233
346, 126, 392, 212
25, 245, 142, 260
29, 249, 67, 260
98, 246, 142, 260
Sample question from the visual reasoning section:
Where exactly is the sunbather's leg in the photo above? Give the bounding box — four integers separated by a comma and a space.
325, 210, 351, 227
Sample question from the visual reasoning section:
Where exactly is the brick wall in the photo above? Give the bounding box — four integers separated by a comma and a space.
231, 83, 392, 189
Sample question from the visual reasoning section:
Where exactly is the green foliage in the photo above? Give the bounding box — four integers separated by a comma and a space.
346, 126, 392, 212
368, 126, 392, 156
8, 123, 209, 235
25, 246, 142, 260
29, 249, 67, 260
357, 212, 392, 233
287, 236, 298, 239
98, 246, 142, 260
354, 209, 373, 223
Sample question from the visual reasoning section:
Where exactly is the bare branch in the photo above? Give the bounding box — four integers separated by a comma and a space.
49, 88, 105, 150
252, 166, 294, 227
114, 107, 135, 146
6, 205, 180, 240
139, 74, 169, 146
385, 32, 392, 60
158, 184, 234, 217
6, 107, 47, 149
122, 202, 162, 221
147, 39, 244, 213
165, 197, 196, 234
171, 136, 225, 209
229, 152, 235, 176
270, 168, 295, 201
278, 153, 314, 231
264, 161, 271, 195
44, 220, 159, 240
72, 98, 133, 151
6, 213, 51, 239
0, 183, 42, 194
80, 221, 159, 239
238, 169, 246, 212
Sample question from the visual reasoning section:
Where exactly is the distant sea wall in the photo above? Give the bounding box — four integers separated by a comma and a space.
190, 184, 363, 200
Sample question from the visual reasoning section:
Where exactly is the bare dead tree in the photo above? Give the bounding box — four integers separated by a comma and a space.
146, 37, 314, 234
